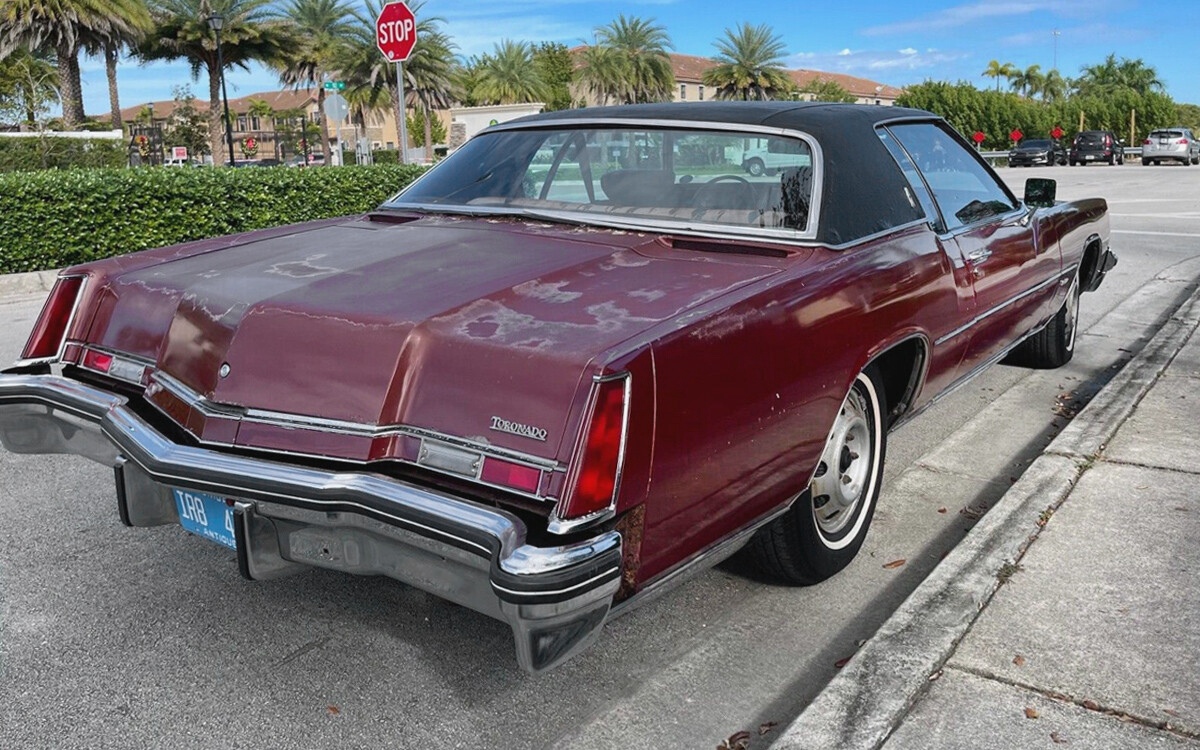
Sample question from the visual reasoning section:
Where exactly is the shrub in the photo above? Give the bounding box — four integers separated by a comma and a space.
0, 164, 426, 273
0, 136, 127, 172
371, 148, 399, 164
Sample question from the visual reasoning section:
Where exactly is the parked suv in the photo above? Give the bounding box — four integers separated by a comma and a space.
1069, 130, 1123, 166
1142, 128, 1200, 166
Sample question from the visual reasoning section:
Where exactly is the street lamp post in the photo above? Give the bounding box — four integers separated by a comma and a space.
208, 13, 236, 167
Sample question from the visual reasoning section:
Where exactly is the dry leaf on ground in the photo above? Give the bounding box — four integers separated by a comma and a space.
1050, 730, 1068, 744
882, 559, 906, 569
1013, 655, 1026, 666
1024, 707, 1040, 719
717, 731, 751, 750
759, 721, 778, 736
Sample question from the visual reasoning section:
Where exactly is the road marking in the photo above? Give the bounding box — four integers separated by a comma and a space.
1111, 229, 1200, 238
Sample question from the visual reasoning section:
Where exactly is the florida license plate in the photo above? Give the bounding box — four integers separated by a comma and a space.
173, 488, 237, 550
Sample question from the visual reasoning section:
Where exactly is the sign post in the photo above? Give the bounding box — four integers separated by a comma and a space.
376, 2, 417, 164
323, 92, 349, 166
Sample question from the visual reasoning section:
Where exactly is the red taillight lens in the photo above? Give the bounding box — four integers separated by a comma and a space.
1143, 139, 1152, 145
21, 276, 84, 361
82, 349, 113, 373
1179, 138, 1189, 145
559, 375, 630, 520
481, 457, 542, 494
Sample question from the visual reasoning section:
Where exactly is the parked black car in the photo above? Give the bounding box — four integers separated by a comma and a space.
1010, 139, 1067, 167
1070, 130, 1123, 166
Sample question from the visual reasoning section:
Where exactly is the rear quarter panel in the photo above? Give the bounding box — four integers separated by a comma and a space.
633, 224, 968, 584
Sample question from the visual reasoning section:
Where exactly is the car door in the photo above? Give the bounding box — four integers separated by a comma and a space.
889, 121, 1059, 377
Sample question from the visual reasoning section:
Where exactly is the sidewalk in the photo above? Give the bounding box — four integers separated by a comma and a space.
776, 286, 1200, 749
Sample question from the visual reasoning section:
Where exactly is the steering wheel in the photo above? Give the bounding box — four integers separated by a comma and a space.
694, 174, 753, 209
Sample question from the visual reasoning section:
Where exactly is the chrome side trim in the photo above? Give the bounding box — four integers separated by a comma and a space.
934, 268, 1073, 346
391, 118, 826, 242
609, 498, 794, 620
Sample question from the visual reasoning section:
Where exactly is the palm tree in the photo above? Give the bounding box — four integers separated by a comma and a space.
1009, 64, 1044, 98
400, 28, 456, 158
1041, 68, 1067, 103
246, 95, 272, 136
593, 14, 673, 103
1077, 54, 1163, 96
574, 43, 626, 106
474, 39, 545, 105
0, 0, 147, 127
141, 0, 292, 164
82, 1, 153, 130
703, 23, 791, 101
0, 47, 60, 129
982, 59, 1017, 93
276, 0, 357, 164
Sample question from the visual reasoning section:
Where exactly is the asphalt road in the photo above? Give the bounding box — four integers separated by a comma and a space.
1, 163, 1198, 750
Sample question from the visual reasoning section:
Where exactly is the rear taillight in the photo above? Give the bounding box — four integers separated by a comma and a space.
1179, 138, 1189, 145
20, 276, 84, 362
82, 348, 113, 373
481, 456, 542, 494
1143, 139, 1152, 145
556, 374, 630, 521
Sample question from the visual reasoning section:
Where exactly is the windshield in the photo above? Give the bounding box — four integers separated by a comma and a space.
386, 126, 817, 234
1018, 140, 1051, 150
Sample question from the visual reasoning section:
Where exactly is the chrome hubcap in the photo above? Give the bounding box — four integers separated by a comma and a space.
811, 387, 872, 536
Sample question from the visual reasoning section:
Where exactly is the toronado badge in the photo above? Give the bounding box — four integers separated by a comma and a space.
490, 416, 548, 441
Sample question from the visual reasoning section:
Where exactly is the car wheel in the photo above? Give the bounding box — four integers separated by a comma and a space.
1107, 154, 1116, 166
1144, 159, 1154, 166
745, 158, 765, 177
1007, 274, 1080, 369
748, 366, 887, 584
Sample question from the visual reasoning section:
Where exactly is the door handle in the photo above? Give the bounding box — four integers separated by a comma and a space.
966, 248, 992, 264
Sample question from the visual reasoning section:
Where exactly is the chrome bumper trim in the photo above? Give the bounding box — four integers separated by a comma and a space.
0, 374, 621, 673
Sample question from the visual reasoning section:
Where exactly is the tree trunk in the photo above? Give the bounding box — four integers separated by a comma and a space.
423, 107, 432, 162
208, 65, 225, 164
316, 84, 332, 165
105, 42, 122, 129
67, 50, 85, 122
56, 44, 84, 127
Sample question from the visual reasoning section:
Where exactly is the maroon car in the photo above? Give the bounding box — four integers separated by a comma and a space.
0, 103, 1115, 672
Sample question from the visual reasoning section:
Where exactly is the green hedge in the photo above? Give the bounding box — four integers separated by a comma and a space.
0, 136, 127, 172
0, 164, 426, 274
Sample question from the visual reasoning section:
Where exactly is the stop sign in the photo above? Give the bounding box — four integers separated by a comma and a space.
1010, 129, 1023, 142
972, 131, 985, 144
1051, 126, 1064, 139
376, 2, 416, 62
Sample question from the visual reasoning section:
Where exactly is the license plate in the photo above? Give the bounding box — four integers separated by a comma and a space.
1084, 155, 1095, 160
173, 488, 237, 550
1160, 138, 1171, 145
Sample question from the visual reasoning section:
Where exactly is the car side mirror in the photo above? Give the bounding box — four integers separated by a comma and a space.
1024, 178, 1056, 208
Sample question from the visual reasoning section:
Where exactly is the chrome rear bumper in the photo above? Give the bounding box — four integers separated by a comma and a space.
0, 374, 621, 672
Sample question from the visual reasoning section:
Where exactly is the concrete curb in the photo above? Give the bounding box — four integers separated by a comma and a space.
0, 270, 60, 300
772, 285, 1200, 750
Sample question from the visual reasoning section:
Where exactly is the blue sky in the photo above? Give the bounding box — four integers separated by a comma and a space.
77, 0, 1200, 115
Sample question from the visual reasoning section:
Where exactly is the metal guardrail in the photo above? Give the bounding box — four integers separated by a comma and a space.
980, 147, 1144, 166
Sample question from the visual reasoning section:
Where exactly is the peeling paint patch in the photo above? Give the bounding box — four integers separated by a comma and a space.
266, 254, 342, 279
513, 280, 583, 303
628, 289, 666, 302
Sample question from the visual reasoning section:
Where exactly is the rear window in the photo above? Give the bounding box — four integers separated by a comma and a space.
1150, 130, 1185, 139
1076, 132, 1106, 144
390, 126, 817, 234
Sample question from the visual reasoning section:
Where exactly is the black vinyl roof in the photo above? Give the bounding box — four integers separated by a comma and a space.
502, 102, 942, 246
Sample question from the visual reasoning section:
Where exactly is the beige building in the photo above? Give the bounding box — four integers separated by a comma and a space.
575, 50, 904, 107
111, 87, 416, 162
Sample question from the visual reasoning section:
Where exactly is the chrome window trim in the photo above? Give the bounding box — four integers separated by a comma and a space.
12, 274, 88, 368
387, 118, 826, 242
548, 371, 632, 535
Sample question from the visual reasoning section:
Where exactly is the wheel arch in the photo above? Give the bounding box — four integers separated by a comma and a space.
1078, 232, 1105, 292
860, 331, 930, 428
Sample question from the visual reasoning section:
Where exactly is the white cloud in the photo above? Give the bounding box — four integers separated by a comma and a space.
862, 0, 1116, 36
787, 47, 968, 74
